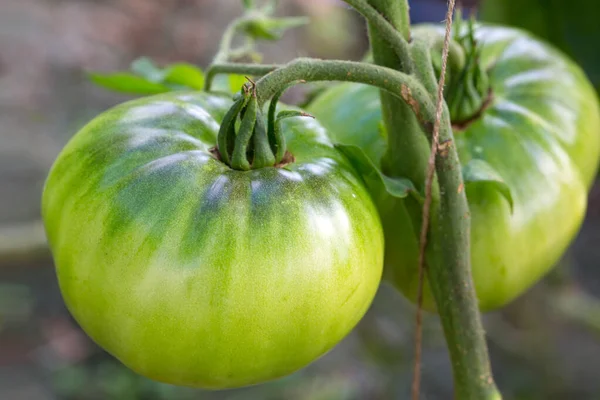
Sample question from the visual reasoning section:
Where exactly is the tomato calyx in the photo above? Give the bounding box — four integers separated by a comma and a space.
441, 12, 492, 127
209, 146, 296, 168
451, 88, 493, 131
216, 78, 312, 171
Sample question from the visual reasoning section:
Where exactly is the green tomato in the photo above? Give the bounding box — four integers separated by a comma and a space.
308, 24, 600, 311
42, 91, 384, 388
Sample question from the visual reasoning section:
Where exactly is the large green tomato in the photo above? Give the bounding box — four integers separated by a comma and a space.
42, 91, 384, 388
308, 24, 600, 311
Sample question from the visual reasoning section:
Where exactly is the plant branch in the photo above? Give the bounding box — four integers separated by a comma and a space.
367, 0, 411, 41
205, 63, 280, 91
417, 3, 500, 397
342, 0, 414, 73
417, 30, 466, 75
427, 95, 502, 400
410, 41, 439, 96
345, 0, 501, 397
212, 16, 250, 64
254, 58, 435, 118
365, 0, 431, 218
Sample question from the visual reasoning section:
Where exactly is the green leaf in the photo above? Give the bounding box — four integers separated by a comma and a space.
244, 16, 309, 41
463, 159, 514, 212
131, 57, 165, 82
335, 144, 418, 200
88, 73, 171, 95
228, 74, 248, 93
162, 63, 205, 89
91, 57, 205, 94
132, 58, 204, 89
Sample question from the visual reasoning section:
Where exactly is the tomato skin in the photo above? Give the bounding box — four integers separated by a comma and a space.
42, 92, 384, 388
308, 24, 600, 311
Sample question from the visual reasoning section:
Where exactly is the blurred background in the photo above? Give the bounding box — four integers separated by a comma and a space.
1, 0, 600, 399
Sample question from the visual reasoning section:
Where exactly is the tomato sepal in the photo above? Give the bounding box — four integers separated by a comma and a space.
462, 159, 514, 213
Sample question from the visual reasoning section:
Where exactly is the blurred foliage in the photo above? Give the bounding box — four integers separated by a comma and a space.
90, 57, 205, 95
480, 0, 600, 94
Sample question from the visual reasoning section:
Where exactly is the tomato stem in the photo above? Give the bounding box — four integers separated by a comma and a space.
254, 59, 433, 111
415, 29, 467, 78
362, 0, 431, 230
343, 0, 414, 73
212, 16, 252, 65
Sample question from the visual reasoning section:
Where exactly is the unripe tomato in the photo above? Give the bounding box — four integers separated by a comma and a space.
42, 91, 384, 388
308, 24, 600, 311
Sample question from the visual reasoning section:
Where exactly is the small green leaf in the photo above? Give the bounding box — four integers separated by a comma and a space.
244, 16, 309, 41
335, 144, 419, 200
88, 73, 171, 94
131, 57, 165, 82
463, 159, 514, 212
242, 0, 254, 9
162, 63, 205, 89
228, 74, 248, 93
132, 58, 204, 89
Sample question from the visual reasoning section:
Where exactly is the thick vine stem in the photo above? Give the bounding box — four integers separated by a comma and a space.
410, 41, 439, 96
355, 0, 501, 398
417, 30, 466, 76
428, 113, 501, 400
254, 58, 435, 115
365, 0, 431, 216
366, 0, 411, 41
205, 63, 280, 91
412, 6, 500, 398
342, 0, 413, 73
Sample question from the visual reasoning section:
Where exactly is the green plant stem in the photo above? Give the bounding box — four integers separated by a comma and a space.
365, 0, 430, 196
212, 17, 249, 64
413, 11, 499, 397
205, 63, 280, 91
342, 0, 413, 73
417, 30, 466, 77
355, 0, 500, 398
429, 115, 501, 400
410, 41, 439, 96
367, 0, 411, 41
254, 58, 433, 111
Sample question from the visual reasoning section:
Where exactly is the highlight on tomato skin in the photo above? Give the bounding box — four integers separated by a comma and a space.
308, 23, 600, 312
41, 90, 385, 389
